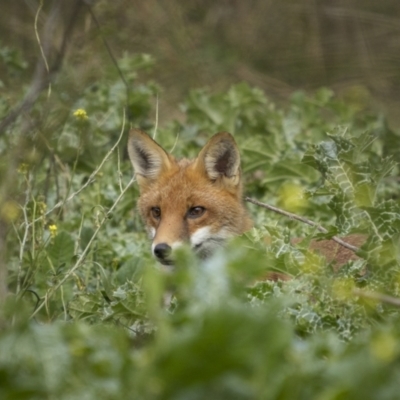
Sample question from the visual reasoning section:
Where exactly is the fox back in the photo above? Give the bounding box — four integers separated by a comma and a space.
128, 129, 253, 265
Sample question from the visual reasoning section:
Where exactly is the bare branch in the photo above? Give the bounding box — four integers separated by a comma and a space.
0, 0, 85, 134
245, 196, 360, 253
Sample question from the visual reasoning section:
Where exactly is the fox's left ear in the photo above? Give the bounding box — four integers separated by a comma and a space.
195, 132, 241, 187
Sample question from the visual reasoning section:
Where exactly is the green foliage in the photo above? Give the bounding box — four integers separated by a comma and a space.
0, 321, 134, 399
0, 41, 27, 76
46, 231, 75, 269
2, 54, 400, 399
303, 131, 395, 231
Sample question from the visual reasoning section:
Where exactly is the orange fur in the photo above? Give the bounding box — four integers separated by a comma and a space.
297, 234, 365, 270
128, 129, 252, 264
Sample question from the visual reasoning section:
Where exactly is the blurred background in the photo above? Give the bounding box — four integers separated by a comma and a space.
1, 0, 400, 126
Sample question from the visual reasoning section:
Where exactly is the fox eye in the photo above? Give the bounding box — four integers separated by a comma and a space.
151, 207, 161, 220
187, 206, 206, 219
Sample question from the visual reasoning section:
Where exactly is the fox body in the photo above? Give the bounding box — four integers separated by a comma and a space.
128, 129, 252, 265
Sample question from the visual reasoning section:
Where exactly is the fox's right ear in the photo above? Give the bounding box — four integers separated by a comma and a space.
127, 129, 172, 188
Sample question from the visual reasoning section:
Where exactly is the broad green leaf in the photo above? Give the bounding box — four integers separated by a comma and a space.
46, 231, 75, 269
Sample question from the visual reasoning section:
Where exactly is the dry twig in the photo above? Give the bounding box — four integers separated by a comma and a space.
353, 288, 400, 307
245, 197, 360, 253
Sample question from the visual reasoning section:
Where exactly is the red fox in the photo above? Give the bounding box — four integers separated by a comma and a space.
128, 129, 364, 269
128, 129, 253, 265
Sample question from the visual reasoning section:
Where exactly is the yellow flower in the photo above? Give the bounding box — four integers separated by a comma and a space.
0, 201, 20, 222
332, 278, 355, 301
370, 332, 397, 362
278, 182, 308, 213
73, 108, 88, 120
49, 224, 58, 238
299, 250, 323, 274
17, 163, 29, 175
37, 201, 47, 216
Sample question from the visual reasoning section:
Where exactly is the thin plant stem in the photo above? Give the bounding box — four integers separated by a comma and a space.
153, 93, 159, 140
245, 197, 360, 253
34, 0, 51, 98
169, 130, 180, 154
22, 110, 126, 229
16, 173, 32, 295
353, 288, 400, 307
30, 177, 135, 319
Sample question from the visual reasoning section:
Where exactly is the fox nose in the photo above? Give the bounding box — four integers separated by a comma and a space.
153, 243, 171, 260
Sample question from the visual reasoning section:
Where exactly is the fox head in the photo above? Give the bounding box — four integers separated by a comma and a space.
128, 129, 253, 265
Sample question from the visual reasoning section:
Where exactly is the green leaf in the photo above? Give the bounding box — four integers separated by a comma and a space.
362, 200, 400, 239
302, 131, 396, 233
47, 231, 75, 269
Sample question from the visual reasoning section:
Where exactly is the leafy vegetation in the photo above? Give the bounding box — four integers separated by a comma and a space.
1, 49, 400, 399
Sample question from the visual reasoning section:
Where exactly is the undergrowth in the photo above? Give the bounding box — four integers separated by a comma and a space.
1, 51, 400, 399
